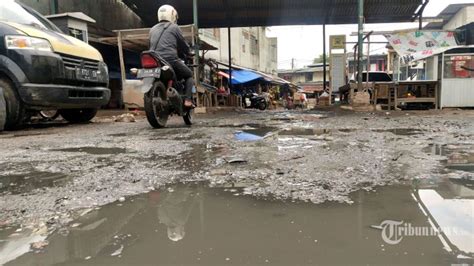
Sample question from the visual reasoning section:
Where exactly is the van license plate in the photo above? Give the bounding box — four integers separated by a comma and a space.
138, 68, 161, 78
76, 68, 98, 81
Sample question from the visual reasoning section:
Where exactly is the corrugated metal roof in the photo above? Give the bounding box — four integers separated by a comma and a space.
123, 0, 424, 28
425, 3, 474, 29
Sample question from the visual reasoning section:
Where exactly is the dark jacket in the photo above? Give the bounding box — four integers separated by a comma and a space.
149, 22, 190, 62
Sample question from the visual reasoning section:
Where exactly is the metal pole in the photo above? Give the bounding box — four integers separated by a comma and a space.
193, 0, 200, 70
366, 35, 370, 88
50, 0, 58, 14
227, 27, 232, 91
323, 24, 327, 96
117, 31, 126, 108
357, 0, 364, 92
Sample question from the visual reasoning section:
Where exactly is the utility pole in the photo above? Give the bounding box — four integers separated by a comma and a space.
291, 58, 295, 70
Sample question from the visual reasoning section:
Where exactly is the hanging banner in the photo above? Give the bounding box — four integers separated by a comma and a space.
384, 30, 459, 64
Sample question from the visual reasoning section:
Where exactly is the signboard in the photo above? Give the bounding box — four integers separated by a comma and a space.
331, 54, 346, 93
384, 30, 459, 64
330, 35, 346, 50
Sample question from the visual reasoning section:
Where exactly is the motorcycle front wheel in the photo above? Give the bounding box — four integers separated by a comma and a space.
144, 81, 169, 128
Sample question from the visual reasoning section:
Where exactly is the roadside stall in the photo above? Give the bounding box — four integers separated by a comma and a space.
385, 30, 474, 109
98, 25, 218, 110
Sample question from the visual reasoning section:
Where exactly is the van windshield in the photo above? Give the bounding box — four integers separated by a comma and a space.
0, 0, 59, 32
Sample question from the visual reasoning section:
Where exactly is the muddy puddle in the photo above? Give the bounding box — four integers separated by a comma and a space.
53, 147, 127, 155
2, 179, 472, 265
0, 171, 70, 195
373, 128, 423, 136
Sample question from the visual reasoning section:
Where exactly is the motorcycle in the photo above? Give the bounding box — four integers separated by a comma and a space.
242, 91, 267, 111
135, 51, 195, 128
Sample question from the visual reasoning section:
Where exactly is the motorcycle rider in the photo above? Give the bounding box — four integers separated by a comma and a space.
149, 5, 194, 107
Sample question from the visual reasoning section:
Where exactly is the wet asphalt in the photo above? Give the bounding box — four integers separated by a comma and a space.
0, 109, 473, 265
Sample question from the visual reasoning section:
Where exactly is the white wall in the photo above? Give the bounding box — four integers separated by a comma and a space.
443, 6, 474, 30
441, 79, 474, 107
199, 27, 278, 74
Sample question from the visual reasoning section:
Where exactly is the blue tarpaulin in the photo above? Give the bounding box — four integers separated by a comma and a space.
226, 70, 263, 85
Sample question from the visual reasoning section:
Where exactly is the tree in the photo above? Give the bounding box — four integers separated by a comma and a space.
312, 54, 329, 64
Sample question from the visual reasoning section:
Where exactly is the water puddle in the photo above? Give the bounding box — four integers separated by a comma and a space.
0, 171, 70, 195
234, 126, 276, 141
54, 147, 127, 155
373, 128, 423, 136
2, 181, 472, 265
424, 144, 474, 173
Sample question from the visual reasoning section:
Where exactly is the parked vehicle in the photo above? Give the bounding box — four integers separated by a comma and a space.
0, 1, 110, 129
136, 51, 195, 128
339, 71, 392, 103
242, 91, 267, 110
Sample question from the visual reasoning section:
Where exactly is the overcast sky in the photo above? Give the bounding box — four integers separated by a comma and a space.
268, 0, 474, 69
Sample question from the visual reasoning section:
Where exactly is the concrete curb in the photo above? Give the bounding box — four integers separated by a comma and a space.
0, 87, 5, 131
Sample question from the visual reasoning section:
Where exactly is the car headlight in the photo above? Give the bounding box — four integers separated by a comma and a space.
5, 35, 53, 52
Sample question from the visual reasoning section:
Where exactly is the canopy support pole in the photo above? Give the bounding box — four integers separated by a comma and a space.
193, 0, 200, 83
357, 0, 364, 92
323, 23, 328, 102
117, 31, 126, 108
228, 27, 232, 91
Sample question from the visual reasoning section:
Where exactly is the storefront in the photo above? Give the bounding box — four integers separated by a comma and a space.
440, 47, 474, 108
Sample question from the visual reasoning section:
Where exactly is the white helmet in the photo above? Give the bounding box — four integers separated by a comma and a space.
158, 5, 178, 24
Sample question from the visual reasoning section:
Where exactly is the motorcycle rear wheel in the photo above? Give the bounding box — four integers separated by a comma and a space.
258, 101, 267, 111
183, 108, 194, 126
144, 81, 169, 128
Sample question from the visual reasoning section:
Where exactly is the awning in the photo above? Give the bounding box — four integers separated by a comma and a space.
123, 0, 425, 28
222, 70, 263, 85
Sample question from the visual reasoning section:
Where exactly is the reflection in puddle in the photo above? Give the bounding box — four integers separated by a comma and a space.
424, 144, 474, 173
415, 188, 474, 255
3, 182, 473, 265
234, 127, 276, 141
0, 171, 70, 195
54, 147, 127, 155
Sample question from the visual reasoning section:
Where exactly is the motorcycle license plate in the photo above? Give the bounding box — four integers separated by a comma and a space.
137, 68, 161, 78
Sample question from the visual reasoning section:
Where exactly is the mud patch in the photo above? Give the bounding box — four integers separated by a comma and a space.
0, 171, 70, 195
373, 128, 423, 135
54, 147, 127, 155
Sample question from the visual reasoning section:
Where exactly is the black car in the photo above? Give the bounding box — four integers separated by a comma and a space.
0, 1, 110, 129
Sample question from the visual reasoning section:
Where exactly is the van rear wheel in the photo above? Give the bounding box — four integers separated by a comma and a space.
59, 108, 98, 123
0, 78, 25, 130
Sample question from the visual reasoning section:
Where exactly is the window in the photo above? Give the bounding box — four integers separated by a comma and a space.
444, 55, 474, 79
69, 28, 87, 43
242, 44, 246, 53
305, 72, 313, 82
250, 35, 259, 55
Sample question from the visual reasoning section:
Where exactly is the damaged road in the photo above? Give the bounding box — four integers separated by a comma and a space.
0, 109, 473, 264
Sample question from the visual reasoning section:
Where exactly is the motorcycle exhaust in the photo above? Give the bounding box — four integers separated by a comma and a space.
167, 87, 183, 114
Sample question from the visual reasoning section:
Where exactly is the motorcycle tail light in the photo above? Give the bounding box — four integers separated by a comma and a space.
141, 54, 160, 68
